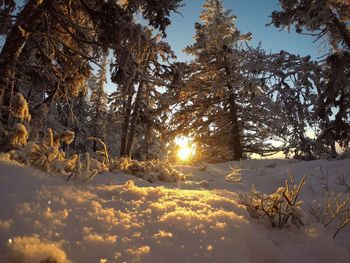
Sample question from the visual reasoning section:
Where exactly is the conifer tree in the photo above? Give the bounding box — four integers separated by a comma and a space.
71, 90, 90, 152
88, 54, 108, 152
172, 0, 282, 160
271, 0, 350, 152
0, 0, 182, 151
183, 0, 249, 160
111, 28, 176, 158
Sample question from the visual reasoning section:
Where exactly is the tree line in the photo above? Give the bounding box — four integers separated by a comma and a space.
0, 0, 349, 161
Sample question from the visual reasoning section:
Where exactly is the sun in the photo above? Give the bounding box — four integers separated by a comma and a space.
177, 146, 192, 162
174, 136, 195, 162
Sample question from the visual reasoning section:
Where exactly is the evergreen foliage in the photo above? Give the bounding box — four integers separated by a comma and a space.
0, 0, 348, 163
271, 0, 350, 154
169, 0, 285, 160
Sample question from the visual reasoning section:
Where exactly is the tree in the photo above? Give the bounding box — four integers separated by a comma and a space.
171, 0, 282, 160
111, 27, 176, 158
252, 49, 324, 159
0, 0, 47, 126
271, 0, 350, 151
88, 54, 108, 151
0, 0, 182, 151
0, 0, 15, 35
182, 0, 249, 160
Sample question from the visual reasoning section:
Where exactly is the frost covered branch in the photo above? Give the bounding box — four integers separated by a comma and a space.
310, 191, 350, 239
110, 157, 191, 183
335, 173, 350, 193
239, 175, 306, 228
87, 136, 109, 165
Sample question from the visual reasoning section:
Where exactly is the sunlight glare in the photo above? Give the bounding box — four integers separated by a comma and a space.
175, 136, 190, 148
175, 136, 196, 162
177, 146, 192, 162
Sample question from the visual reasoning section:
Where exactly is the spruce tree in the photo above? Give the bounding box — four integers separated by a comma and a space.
0, 0, 182, 151
271, 0, 350, 152
183, 0, 249, 160
88, 55, 108, 152
111, 28, 176, 158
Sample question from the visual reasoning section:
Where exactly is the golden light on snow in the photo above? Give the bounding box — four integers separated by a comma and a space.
305, 226, 320, 238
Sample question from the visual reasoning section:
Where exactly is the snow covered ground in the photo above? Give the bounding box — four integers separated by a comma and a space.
0, 156, 350, 263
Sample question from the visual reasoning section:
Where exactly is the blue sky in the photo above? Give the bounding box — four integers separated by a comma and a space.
164, 0, 325, 61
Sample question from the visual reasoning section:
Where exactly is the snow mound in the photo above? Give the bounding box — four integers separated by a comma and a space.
5, 235, 70, 263
110, 157, 192, 183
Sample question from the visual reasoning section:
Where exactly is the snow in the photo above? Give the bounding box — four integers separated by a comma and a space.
10, 124, 28, 148
0, 157, 350, 263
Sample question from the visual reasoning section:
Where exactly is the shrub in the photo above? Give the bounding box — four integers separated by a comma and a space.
8, 128, 108, 182
310, 191, 350, 239
110, 157, 191, 183
239, 175, 306, 228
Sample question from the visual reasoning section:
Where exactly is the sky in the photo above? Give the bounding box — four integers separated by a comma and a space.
104, 0, 326, 94
163, 0, 326, 62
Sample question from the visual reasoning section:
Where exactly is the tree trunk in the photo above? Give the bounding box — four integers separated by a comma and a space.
123, 47, 151, 157
119, 84, 134, 156
93, 98, 101, 152
145, 121, 152, 160
223, 52, 243, 160
125, 80, 145, 157
0, 0, 46, 124
228, 90, 243, 160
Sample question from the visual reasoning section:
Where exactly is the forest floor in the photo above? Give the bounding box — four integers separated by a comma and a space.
0, 156, 350, 263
